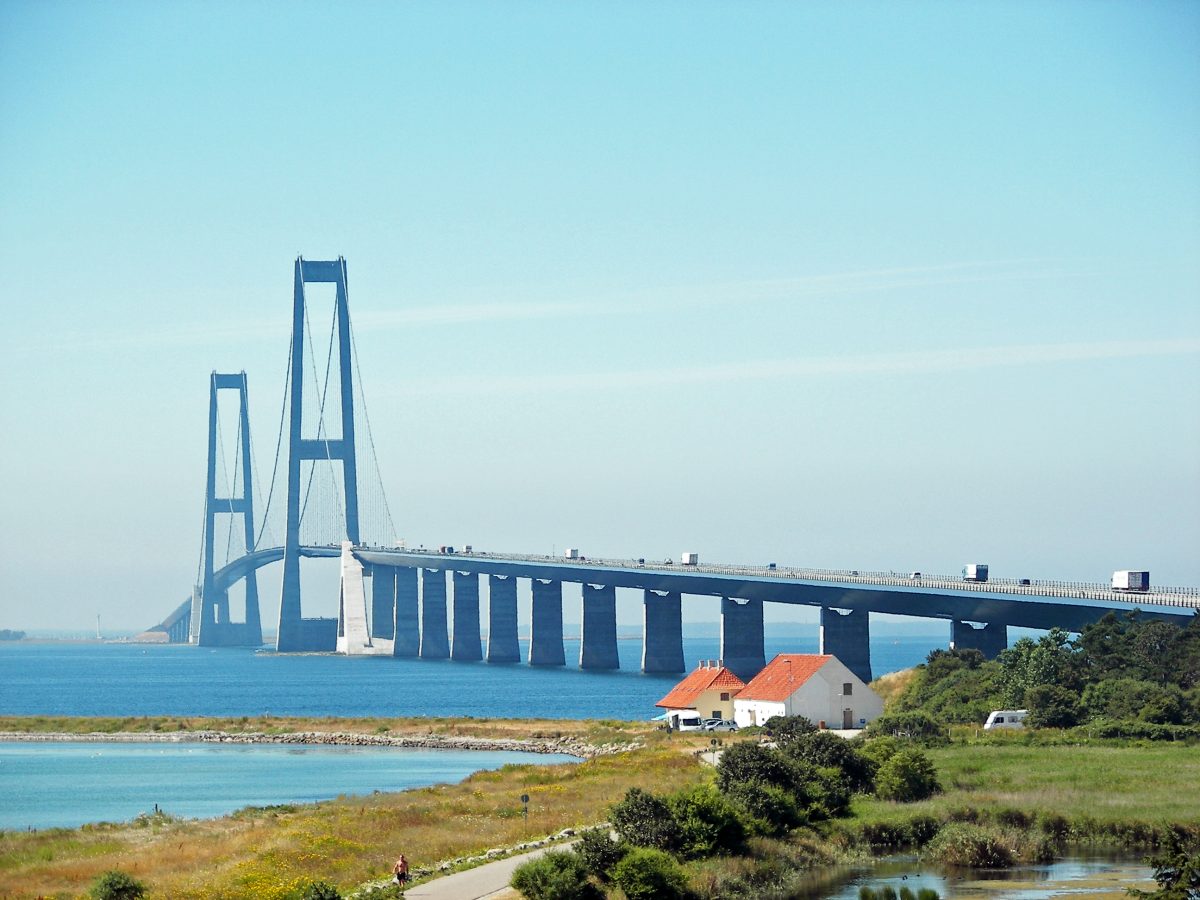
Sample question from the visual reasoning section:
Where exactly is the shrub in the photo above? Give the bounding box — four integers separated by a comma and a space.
716, 741, 809, 794
90, 871, 146, 900
610, 847, 689, 900
875, 747, 940, 802
808, 766, 853, 819
782, 730, 877, 792
611, 787, 681, 852
924, 823, 1016, 868
666, 783, 749, 858
726, 781, 806, 835
297, 883, 342, 900
574, 827, 629, 880
510, 849, 603, 900
763, 714, 817, 743
865, 712, 949, 745
1025, 684, 1081, 728
858, 735, 903, 768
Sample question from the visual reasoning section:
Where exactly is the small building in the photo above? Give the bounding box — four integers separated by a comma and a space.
732, 653, 883, 730
656, 660, 746, 728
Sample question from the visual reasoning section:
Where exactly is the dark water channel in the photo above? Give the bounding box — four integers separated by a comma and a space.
793, 854, 1155, 900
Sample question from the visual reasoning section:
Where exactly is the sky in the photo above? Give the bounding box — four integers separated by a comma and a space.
0, 1, 1197, 632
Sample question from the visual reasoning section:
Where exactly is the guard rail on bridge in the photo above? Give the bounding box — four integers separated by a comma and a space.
357, 545, 1200, 610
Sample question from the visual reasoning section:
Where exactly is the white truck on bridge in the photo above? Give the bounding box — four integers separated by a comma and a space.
1112, 570, 1150, 592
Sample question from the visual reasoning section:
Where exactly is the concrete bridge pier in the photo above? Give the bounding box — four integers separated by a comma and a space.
820, 607, 872, 684
951, 620, 1007, 659
530, 579, 566, 666
337, 541, 371, 653
487, 575, 520, 662
419, 569, 450, 659
370, 566, 396, 640
721, 596, 765, 681
580, 584, 619, 669
642, 590, 685, 673
451, 571, 483, 661
393, 567, 420, 657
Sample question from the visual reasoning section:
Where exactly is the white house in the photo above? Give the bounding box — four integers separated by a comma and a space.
732, 654, 883, 730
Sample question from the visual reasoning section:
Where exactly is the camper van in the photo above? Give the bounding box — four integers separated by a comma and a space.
984, 709, 1028, 730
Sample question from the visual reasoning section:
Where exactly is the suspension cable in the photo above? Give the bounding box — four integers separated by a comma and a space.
348, 303, 398, 544
254, 332, 292, 551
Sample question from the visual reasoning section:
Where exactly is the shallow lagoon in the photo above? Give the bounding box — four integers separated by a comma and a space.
0, 741, 578, 830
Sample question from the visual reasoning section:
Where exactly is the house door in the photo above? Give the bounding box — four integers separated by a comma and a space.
842, 708, 853, 729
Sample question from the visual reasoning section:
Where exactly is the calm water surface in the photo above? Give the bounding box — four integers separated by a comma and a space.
805, 855, 1155, 900
0, 634, 946, 719
0, 741, 578, 830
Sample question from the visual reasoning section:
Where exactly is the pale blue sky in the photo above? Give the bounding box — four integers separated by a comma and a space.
1, 1, 1197, 631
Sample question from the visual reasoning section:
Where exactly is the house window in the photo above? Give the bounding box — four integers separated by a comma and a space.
720, 692, 730, 701
843, 682, 853, 696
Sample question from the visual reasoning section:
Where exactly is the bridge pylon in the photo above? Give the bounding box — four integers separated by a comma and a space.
277, 257, 361, 652
195, 371, 263, 647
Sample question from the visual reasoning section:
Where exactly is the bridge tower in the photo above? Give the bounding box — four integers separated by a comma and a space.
195, 371, 262, 646
277, 257, 361, 652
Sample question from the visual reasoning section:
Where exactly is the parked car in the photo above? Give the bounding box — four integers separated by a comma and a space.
702, 719, 738, 732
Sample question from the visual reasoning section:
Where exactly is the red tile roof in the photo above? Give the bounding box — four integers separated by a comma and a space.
736, 654, 832, 702
656, 665, 746, 710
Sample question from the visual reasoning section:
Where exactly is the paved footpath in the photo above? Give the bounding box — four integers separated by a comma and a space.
400, 842, 570, 900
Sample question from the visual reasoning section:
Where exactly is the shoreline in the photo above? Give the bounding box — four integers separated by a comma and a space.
0, 729, 633, 758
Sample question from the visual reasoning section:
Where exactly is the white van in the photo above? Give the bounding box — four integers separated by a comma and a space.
984, 709, 1028, 730
668, 713, 704, 731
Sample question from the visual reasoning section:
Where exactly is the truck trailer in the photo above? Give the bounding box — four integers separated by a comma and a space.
681, 552, 699, 566
1112, 570, 1150, 592
962, 563, 989, 583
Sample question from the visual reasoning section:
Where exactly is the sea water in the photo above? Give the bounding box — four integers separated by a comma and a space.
0, 741, 578, 830
0, 634, 945, 720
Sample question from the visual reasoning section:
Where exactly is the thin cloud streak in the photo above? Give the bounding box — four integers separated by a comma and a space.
7, 258, 1077, 355
381, 338, 1200, 396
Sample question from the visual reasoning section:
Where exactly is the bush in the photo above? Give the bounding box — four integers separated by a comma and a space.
90, 871, 146, 900
924, 822, 1016, 868
865, 712, 949, 745
726, 781, 806, 835
574, 827, 629, 880
297, 883, 342, 900
782, 730, 877, 792
808, 766, 853, 819
716, 741, 809, 795
611, 787, 682, 852
875, 747, 940, 802
666, 783, 749, 858
858, 735, 903, 768
763, 714, 817, 742
610, 847, 689, 900
510, 850, 603, 900
1026, 684, 1081, 728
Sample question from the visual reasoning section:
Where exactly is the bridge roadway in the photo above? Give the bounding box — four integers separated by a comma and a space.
337, 547, 1196, 683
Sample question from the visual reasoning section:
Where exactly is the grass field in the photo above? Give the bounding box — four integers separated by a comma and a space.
853, 740, 1200, 827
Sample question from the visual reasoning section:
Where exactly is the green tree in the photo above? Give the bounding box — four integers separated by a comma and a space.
716, 740, 810, 794
725, 781, 806, 835
610, 787, 681, 852
610, 848, 689, 900
573, 827, 629, 881
1127, 840, 1200, 900
763, 714, 817, 743
89, 871, 147, 900
666, 782, 748, 858
1025, 684, 1081, 728
510, 850, 603, 900
874, 747, 940, 802
997, 628, 1081, 707
781, 730, 876, 792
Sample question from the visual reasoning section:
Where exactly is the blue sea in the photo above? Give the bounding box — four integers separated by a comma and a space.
0, 634, 952, 829
0, 634, 949, 719
0, 742, 577, 830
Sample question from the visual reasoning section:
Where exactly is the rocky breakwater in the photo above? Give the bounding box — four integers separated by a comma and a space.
0, 730, 640, 758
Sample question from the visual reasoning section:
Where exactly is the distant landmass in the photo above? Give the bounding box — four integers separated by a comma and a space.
0, 629, 27, 641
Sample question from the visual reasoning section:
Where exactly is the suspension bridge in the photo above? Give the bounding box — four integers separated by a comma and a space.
146, 257, 1198, 682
